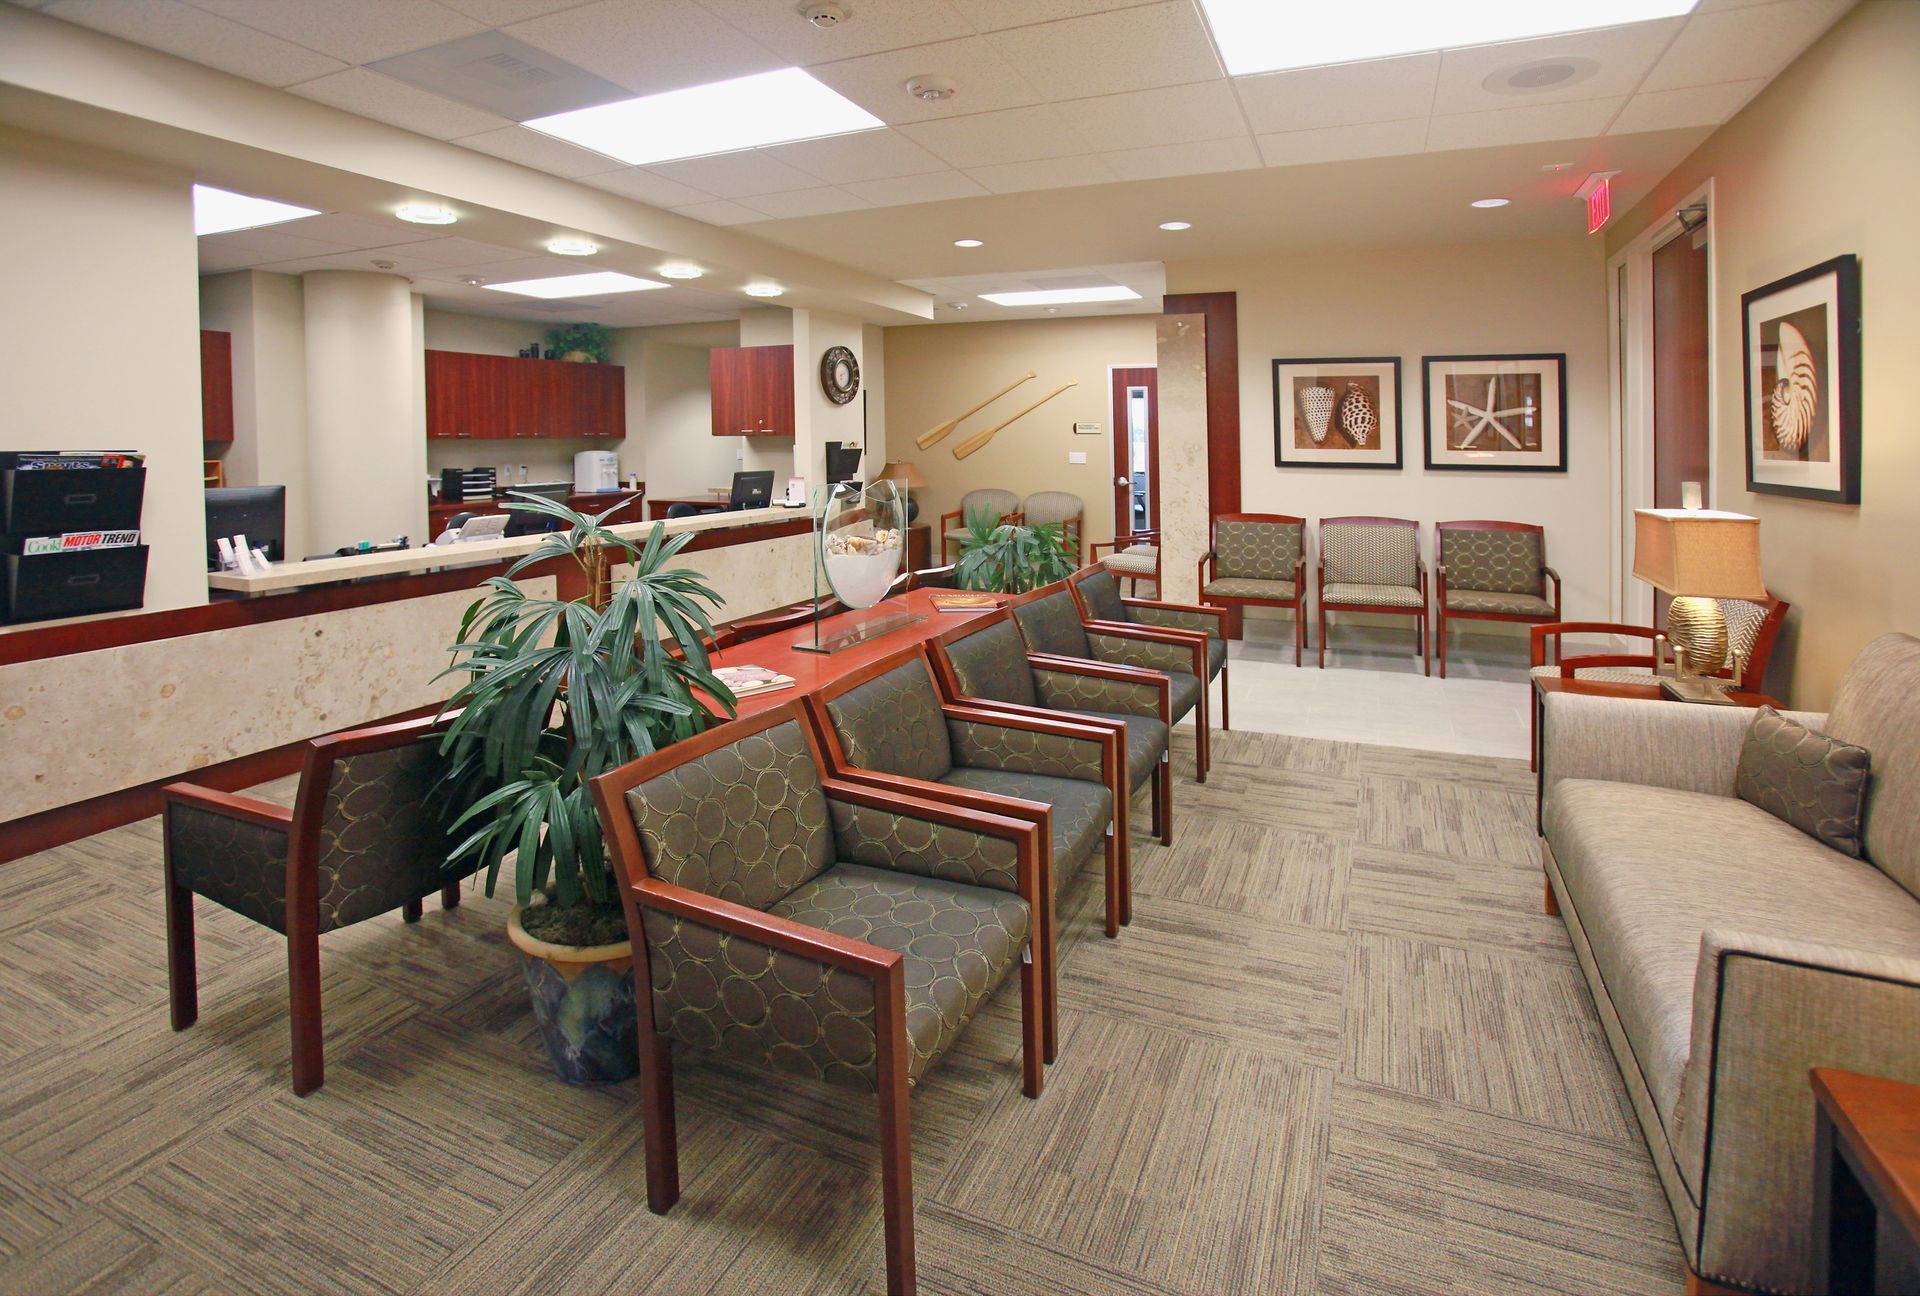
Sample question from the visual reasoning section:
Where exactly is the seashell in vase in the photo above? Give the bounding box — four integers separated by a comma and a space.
1767, 320, 1817, 455
1338, 383, 1378, 447
1298, 385, 1334, 444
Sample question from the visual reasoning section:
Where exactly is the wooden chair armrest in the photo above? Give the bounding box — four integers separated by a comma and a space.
1121, 596, 1221, 620
1083, 621, 1209, 680
823, 767, 1051, 826
631, 875, 899, 976
161, 782, 294, 831
1026, 652, 1170, 688
821, 777, 1046, 908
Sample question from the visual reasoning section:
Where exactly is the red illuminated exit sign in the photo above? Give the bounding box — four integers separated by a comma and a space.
1585, 176, 1613, 234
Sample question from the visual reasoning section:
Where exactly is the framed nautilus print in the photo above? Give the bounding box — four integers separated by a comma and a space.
1271, 356, 1402, 469
1421, 353, 1567, 472
1742, 254, 1860, 504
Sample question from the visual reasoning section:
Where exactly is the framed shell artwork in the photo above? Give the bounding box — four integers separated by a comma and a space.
1271, 356, 1402, 469
1421, 353, 1567, 473
1742, 254, 1860, 504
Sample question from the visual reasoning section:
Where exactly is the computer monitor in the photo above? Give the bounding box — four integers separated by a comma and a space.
503, 483, 573, 537
729, 470, 774, 510
205, 485, 286, 570
824, 442, 862, 484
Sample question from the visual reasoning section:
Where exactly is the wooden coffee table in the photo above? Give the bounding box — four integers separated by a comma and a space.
1811, 1068, 1920, 1295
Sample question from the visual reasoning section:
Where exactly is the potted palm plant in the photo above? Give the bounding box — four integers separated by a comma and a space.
439, 493, 734, 1083
954, 507, 1077, 594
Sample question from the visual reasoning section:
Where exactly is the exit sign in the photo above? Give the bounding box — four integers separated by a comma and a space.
1586, 177, 1612, 234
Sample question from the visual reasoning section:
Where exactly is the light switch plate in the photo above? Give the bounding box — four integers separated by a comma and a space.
1068, 451, 1087, 465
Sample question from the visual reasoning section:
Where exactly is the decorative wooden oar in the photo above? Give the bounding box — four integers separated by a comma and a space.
952, 382, 1077, 460
915, 371, 1036, 450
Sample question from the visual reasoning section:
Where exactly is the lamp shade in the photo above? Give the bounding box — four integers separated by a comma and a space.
1632, 509, 1768, 599
878, 460, 928, 489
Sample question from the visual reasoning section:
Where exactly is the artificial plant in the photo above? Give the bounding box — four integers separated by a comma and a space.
954, 506, 1077, 594
544, 322, 612, 364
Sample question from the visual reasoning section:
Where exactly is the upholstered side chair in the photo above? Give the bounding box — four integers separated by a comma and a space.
1011, 579, 1213, 781
591, 701, 1046, 1296
161, 714, 470, 1095
1070, 563, 1230, 732
1198, 512, 1308, 666
1019, 491, 1086, 564
1089, 529, 1161, 596
1434, 520, 1561, 678
938, 487, 1021, 564
1316, 515, 1429, 674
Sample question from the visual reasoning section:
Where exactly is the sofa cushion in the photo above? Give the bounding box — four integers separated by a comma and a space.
1203, 576, 1296, 601
1445, 590, 1555, 616
1323, 582, 1422, 609
937, 767, 1111, 890
1825, 632, 1920, 899
1736, 706, 1871, 857
1546, 778, 1920, 1190
1060, 709, 1167, 791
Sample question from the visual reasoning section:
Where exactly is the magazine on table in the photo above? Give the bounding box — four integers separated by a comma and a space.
712, 665, 796, 697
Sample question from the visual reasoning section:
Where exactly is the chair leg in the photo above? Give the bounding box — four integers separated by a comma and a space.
164, 863, 198, 1031
1438, 612, 1447, 679
1150, 766, 1163, 841
1319, 607, 1328, 668
402, 897, 423, 924
288, 925, 323, 1096
1102, 832, 1119, 939
1195, 691, 1211, 783
1294, 604, 1303, 668
1158, 758, 1173, 846
1543, 871, 1560, 916
440, 882, 461, 910
640, 1030, 681, 1211
1421, 614, 1431, 677
1019, 948, 1044, 1099
876, 1004, 917, 1296
1041, 870, 1059, 1065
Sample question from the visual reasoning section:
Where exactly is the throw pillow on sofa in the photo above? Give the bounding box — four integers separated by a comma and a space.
1735, 705, 1872, 857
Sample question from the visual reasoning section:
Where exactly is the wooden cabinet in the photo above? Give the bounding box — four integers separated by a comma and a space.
709, 344, 794, 437
200, 330, 234, 444
425, 350, 625, 440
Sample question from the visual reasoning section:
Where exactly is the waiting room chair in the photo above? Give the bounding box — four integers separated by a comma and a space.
1070, 563, 1230, 736
939, 488, 1021, 564
1434, 520, 1561, 678
1019, 491, 1086, 564
161, 714, 469, 1095
1317, 516, 1428, 674
1089, 529, 1161, 597
591, 702, 1046, 1296
1197, 513, 1308, 666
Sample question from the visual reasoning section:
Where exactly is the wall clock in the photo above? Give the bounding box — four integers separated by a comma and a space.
820, 345, 860, 405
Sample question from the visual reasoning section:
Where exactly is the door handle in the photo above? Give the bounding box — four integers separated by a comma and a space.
1115, 477, 1128, 486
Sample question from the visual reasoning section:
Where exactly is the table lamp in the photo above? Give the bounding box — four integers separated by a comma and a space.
877, 460, 928, 525
1632, 508, 1768, 703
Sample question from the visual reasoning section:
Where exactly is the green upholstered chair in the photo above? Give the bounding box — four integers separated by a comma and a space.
1198, 512, 1309, 666
1316, 515, 1429, 674
161, 715, 470, 1095
1019, 490, 1085, 563
1434, 520, 1561, 678
938, 487, 1021, 564
592, 701, 1046, 1296
1070, 562, 1230, 741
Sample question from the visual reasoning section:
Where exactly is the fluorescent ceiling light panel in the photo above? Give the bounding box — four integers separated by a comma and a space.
1197, 0, 1698, 75
523, 68, 884, 166
192, 184, 319, 235
483, 271, 668, 299
978, 286, 1142, 306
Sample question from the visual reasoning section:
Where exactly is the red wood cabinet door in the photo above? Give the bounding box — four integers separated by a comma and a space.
426, 350, 509, 439
508, 358, 569, 438
200, 330, 235, 444
578, 363, 625, 438
709, 344, 794, 437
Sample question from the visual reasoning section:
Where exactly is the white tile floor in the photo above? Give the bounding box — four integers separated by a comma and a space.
1206, 618, 1533, 760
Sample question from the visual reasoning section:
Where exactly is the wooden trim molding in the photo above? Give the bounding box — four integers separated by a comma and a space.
1163, 291, 1240, 519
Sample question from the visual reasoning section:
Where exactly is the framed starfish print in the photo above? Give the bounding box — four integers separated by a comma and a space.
1422, 353, 1567, 472
1272, 356, 1402, 469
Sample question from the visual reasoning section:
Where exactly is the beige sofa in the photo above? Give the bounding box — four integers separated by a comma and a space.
1540, 633, 1920, 1295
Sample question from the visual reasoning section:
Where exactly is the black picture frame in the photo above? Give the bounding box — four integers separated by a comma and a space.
1270, 356, 1403, 470
1741, 254, 1861, 504
1421, 353, 1568, 473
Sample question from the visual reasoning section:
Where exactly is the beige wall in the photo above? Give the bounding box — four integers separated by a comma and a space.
1607, 0, 1920, 707
201, 269, 311, 554
1165, 237, 1611, 630
883, 314, 1159, 551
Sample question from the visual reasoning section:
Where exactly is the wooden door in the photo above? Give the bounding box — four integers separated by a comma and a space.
1651, 226, 1710, 623
199, 330, 234, 444
1109, 367, 1158, 538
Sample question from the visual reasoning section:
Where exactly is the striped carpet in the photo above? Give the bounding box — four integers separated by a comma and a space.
0, 730, 1684, 1295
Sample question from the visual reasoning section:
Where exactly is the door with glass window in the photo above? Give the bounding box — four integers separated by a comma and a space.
1110, 367, 1158, 539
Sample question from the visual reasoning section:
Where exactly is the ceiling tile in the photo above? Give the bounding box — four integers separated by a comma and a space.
1431, 19, 1684, 115
755, 130, 949, 185
287, 67, 512, 139
808, 35, 1047, 124
1641, 0, 1854, 92
195, 225, 353, 261
1233, 54, 1439, 133
695, 0, 974, 63
577, 167, 717, 208
1608, 78, 1768, 134
739, 187, 874, 220
1101, 133, 1260, 181
242, 246, 458, 276
287, 211, 448, 246
984, 1, 1223, 101
647, 149, 827, 199
668, 199, 764, 226
417, 253, 601, 282
841, 170, 990, 207
1255, 118, 1427, 168
380, 235, 537, 266
44, 0, 347, 87
1055, 80, 1246, 152
1424, 97, 1626, 152
900, 104, 1096, 168
198, 243, 272, 273
451, 125, 622, 177
435, 0, 585, 23
962, 0, 1153, 30
967, 153, 1117, 194
180, 0, 484, 65
503, 0, 785, 97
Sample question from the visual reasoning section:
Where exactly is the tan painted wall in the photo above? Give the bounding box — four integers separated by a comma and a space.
201, 270, 311, 555
1606, 0, 1920, 707
882, 315, 1160, 554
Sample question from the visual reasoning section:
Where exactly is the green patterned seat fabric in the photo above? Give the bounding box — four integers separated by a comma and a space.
1013, 589, 1092, 658
936, 768, 1111, 886
1074, 567, 1128, 622
1031, 666, 1163, 722
1020, 491, 1083, 527
1445, 589, 1556, 616
1080, 567, 1225, 679
826, 797, 1022, 893
166, 805, 291, 932
1215, 519, 1301, 581
1084, 630, 1202, 718
1322, 523, 1417, 589
822, 661, 956, 784
1528, 664, 1655, 686
942, 619, 1040, 707
1202, 576, 1296, 601
769, 864, 1029, 1085
1102, 544, 1157, 576
1442, 528, 1541, 595
1058, 709, 1166, 790
947, 716, 1106, 783
1322, 582, 1423, 609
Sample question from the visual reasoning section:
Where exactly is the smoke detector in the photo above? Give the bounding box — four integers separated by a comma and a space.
459, 275, 486, 286
798, 3, 847, 28
1484, 56, 1599, 95
905, 74, 957, 103
945, 301, 968, 311
371, 259, 397, 271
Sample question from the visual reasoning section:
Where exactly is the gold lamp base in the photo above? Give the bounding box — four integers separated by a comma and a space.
1665, 595, 1728, 676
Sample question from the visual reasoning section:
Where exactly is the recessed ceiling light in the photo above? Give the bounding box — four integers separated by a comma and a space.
658, 263, 703, 279
978, 286, 1142, 307
191, 184, 319, 236
395, 202, 457, 225
1158, 220, 1192, 231
524, 67, 883, 166
483, 271, 668, 299
953, 238, 983, 248
743, 283, 785, 297
1471, 197, 1511, 208
546, 237, 598, 256
1196, 0, 1698, 75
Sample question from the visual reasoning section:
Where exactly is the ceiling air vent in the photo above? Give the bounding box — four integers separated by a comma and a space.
370, 32, 633, 122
